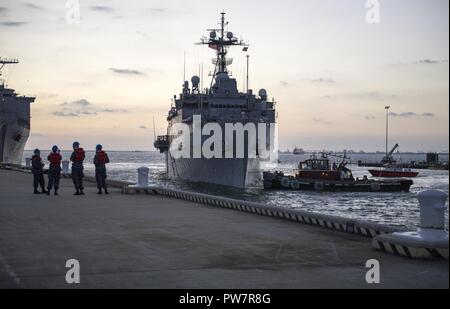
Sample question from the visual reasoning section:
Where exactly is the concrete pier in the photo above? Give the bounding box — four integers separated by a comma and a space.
0, 169, 448, 289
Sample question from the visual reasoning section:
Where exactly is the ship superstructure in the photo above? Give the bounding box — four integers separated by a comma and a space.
155, 13, 277, 188
0, 58, 35, 164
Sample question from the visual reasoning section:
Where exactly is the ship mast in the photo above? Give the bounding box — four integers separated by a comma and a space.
0, 58, 19, 78
197, 12, 248, 88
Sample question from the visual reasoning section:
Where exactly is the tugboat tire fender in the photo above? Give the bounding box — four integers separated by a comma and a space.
281, 177, 290, 188
290, 179, 300, 190
371, 182, 381, 192
314, 182, 324, 191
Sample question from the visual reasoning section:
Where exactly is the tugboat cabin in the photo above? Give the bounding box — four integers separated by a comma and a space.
296, 155, 354, 181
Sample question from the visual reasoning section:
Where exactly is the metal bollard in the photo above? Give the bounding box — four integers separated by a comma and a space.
137, 167, 150, 188
417, 190, 448, 230
25, 157, 32, 168
373, 189, 449, 259
62, 160, 70, 175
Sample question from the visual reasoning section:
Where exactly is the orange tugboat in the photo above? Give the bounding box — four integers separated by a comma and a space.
263, 153, 413, 192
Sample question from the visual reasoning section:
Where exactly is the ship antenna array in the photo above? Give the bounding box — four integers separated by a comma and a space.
196, 12, 248, 88
0, 58, 19, 76
323, 151, 354, 165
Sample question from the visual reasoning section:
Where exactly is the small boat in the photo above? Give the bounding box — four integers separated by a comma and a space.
263, 153, 413, 192
369, 167, 419, 178
292, 147, 305, 155
368, 106, 419, 178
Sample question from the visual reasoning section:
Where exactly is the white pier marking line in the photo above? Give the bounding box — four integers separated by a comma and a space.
0, 253, 23, 288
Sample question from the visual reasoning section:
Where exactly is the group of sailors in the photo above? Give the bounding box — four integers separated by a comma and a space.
31, 142, 110, 196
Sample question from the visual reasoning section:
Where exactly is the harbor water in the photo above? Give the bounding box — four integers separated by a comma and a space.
23, 151, 449, 229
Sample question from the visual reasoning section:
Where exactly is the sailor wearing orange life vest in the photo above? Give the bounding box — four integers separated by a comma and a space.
47, 145, 62, 196
93, 144, 110, 194
70, 141, 86, 195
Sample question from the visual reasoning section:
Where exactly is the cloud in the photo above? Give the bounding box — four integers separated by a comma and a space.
25, 3, 41, 9
109, 68, 146, 76
102, 108, 128, 113
311, 78, 336, 84
53, 111, 79, 117
53, 99, 127, 117
279, 81, 289, 87
312, 118, 332, 125
0, 7, 8, 14
0, 21, 27, 27
389, 112, 417, 117
90, 6, 115, 13
61, 99, 91, 107
73, 99, 91, 106
387, 111, 437, 118
412, 59, 448, 65
78, 111, 97, 115
356, 91, 397, 101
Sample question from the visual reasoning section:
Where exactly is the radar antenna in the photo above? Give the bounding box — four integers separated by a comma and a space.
321, 151, 353, 165
197, 12, 248, 88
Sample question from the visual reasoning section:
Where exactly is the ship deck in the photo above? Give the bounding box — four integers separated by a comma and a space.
0, 169, 448, 288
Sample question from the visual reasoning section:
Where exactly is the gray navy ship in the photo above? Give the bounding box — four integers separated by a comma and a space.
155, 13, 277, 188
0, 58, 35, 165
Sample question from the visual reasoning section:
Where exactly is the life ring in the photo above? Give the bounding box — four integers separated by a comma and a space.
281, 177, 291, 188
290, 179, 300, 190
314, 182, 325, 191
371, 182, 381, 192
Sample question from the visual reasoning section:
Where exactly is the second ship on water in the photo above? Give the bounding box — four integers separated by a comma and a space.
0, 58, 35, 165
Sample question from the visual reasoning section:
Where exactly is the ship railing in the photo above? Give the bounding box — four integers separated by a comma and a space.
156, 135, 169, 142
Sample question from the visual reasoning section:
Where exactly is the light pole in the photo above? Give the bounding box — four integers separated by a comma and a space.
385, 106, 391, 157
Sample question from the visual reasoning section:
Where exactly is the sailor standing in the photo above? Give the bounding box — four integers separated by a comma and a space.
93, 144, 110, 195
31, 149, 47, 194
47, 145, 62, 196
70, 142, 86, 195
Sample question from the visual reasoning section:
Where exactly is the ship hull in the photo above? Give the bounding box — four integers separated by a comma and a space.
167, 155, 261, 189
1, 63, 35, 165
0, 120, 30, 165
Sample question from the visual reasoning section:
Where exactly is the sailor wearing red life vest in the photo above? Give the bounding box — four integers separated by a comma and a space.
47, 145, 62, 196
93, 144, 110, 194
70, 141, 86, 195
31, 149, 47, 194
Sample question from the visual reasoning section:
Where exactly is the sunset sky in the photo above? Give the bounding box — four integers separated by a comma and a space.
0, 0, 448, 151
